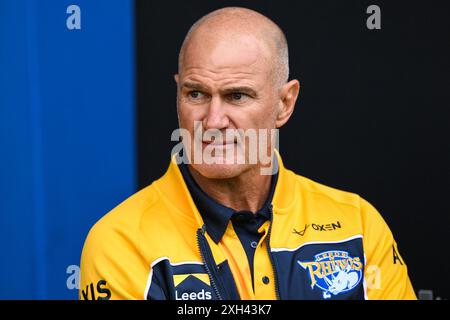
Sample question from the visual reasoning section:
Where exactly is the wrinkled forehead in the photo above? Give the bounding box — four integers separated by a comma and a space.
180, 31, 273, 79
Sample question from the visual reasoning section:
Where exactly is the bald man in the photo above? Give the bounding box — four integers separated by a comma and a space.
79, 7, 416, 300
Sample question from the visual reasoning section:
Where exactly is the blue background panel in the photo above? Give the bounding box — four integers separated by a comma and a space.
0, 0, 136, 299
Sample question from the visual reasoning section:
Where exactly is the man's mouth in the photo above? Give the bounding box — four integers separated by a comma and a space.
202, 136, 238, 147
202, 140, 236, 147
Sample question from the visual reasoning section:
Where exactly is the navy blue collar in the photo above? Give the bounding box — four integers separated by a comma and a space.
178, 162, 278, 244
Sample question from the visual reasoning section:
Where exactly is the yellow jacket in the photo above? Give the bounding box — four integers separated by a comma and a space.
79, 153, 416, 300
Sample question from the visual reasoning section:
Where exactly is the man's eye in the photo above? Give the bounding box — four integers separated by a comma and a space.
229, 92, 249, 101
188, 91, 203, 99
232, 93, 242, 100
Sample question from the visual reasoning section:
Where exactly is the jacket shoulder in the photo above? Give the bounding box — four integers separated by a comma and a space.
294, 172, 362, 210
79, 183, 164, 300
92, 183, 161, 236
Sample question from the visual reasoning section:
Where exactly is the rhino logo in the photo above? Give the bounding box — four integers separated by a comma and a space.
298, 250, 363, 299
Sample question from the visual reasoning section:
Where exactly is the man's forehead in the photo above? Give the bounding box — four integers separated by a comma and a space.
180, 33, 270, 78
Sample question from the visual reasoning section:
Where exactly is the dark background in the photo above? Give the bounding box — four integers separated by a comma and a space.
136, 0, 450, 298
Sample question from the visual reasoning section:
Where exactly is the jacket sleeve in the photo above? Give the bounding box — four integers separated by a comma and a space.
79, 217, 150, 300
360, 198, 417, 300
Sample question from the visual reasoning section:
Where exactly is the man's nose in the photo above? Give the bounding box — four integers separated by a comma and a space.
203, 96, 229, 130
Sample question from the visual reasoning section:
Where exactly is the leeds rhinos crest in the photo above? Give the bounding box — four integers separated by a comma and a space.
298, 250, 363, 299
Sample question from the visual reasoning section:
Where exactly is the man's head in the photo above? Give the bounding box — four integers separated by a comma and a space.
175, 7, 300, 179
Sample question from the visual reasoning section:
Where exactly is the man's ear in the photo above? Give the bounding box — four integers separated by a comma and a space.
275, 79, 300, 128
174, 74, 179, 84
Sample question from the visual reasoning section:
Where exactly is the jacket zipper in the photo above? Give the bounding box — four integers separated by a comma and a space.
196, 226, 223, 300
266, 204, 281, 300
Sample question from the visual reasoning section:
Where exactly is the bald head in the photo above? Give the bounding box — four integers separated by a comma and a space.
178, 7, 289, 87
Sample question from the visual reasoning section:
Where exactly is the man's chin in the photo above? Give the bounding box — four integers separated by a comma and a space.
189, 162, 251, 180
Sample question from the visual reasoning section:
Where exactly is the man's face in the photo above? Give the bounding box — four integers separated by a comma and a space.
175, 32, 280, 179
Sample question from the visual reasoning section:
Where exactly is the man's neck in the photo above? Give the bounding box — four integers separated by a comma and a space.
187, 165, 272, 213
